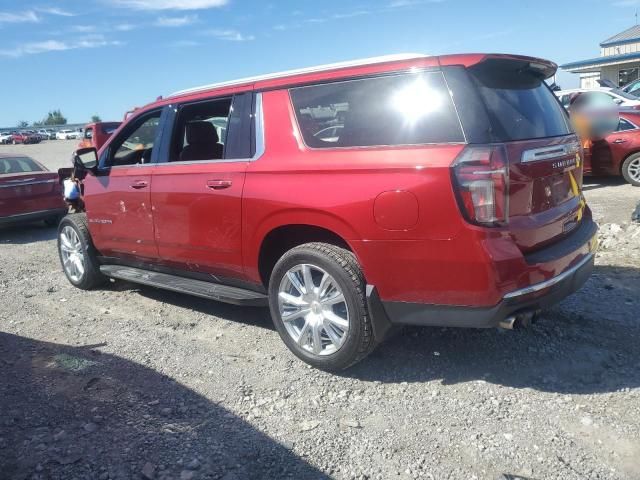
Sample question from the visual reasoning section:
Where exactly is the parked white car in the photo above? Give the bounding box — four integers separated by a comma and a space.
556, 87, 640, 110
37, 129, 56, 140
0, 132, 13, 144
56, 129, 79, 140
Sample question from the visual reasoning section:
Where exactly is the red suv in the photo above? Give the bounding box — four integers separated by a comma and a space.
59, 54, 598, 370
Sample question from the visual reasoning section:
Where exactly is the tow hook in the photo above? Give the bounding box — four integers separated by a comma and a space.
499, 310, 540, 330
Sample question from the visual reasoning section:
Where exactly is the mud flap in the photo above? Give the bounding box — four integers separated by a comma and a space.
366, 285, 393, 342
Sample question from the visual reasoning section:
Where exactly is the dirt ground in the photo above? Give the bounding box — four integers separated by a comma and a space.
1, 141, 639, 480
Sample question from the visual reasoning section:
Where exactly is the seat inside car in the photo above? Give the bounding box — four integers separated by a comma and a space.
179, 121, 223, 162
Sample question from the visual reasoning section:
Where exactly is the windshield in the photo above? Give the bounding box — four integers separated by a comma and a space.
611, 88, 639, 100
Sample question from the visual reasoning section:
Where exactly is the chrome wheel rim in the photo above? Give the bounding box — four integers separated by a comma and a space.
278, 264, 350, 356
60, 226, 85, 282
628, 158, 640, 182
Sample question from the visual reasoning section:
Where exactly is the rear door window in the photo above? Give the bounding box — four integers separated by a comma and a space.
468, 59, 572, 141
290, 72, 464, 148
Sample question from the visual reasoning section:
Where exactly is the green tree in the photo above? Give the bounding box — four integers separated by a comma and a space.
91, 115, 102, 123
17, 120, 29, 128
42, 110, 67, 126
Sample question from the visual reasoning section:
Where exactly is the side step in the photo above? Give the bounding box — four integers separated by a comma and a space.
99, 265, 268, 307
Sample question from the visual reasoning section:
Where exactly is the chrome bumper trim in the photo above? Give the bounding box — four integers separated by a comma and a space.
503, 253, 594, 300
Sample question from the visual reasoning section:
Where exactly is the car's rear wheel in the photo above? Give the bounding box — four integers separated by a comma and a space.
57, 214, 106, 290
268, 242, 376, 371
622, 153, 640, 187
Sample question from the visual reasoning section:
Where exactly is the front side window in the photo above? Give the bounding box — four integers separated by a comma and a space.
290, 72, 464, 149
170, 98, 232, 162
108, 111, 162, 167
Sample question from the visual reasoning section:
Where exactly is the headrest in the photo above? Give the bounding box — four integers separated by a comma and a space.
185, 121, 218, 145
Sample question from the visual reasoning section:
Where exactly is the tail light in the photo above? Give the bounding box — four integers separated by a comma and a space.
451, 145, 509, 226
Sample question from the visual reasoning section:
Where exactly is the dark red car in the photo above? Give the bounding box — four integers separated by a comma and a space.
586, 112, 640, 186
58, 53, 597, 370
0, 154, 66, 226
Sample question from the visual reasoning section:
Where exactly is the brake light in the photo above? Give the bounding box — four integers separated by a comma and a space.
452, 145, 509, 226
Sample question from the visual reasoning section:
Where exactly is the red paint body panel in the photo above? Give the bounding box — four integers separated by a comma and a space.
151, 162, 247, 279
81, 53, 594, 313
84, 168, 156, 259
588, 112, 640, 177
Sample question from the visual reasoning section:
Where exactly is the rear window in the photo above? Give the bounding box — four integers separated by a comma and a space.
468, 59, 572, 142
0, 157, 43, 174
290, 72, 465, 148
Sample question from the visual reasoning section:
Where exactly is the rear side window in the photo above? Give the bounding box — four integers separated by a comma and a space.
468, 59, 572, 142
290, 72, 464, 148
618, 118, 637, 131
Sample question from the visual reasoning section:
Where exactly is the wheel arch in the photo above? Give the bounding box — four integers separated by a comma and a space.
256, 222, 359, 288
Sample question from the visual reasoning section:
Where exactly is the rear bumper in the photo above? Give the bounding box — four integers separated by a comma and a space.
366, 219, 598, 338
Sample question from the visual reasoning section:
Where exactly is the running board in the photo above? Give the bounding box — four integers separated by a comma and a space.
99, 265, 268, 307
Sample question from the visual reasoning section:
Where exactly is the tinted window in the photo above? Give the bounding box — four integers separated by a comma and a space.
170, 97, 232, 162
469, 59, 571, 141
290, 72, 464, 148
618, 118, 636, 131
0, 157, 43, 174
108, 111, 162, 167
101, 123, 121, 135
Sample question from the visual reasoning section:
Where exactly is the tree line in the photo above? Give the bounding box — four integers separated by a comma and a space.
16, 110, 102, 128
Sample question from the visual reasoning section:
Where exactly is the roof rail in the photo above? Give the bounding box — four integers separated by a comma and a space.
168, 53, 428, 98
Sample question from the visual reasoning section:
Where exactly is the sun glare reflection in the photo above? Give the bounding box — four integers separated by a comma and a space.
391, 78, 443, 124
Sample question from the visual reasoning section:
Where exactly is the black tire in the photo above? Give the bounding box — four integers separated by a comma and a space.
268, 242, 376, 371
57, 214, 106, 290
621, 153, 640, 187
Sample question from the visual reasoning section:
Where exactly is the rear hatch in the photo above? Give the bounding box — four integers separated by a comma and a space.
447, 56, 585, 253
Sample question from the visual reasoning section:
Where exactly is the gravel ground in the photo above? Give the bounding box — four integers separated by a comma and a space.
1, 142, 640, 480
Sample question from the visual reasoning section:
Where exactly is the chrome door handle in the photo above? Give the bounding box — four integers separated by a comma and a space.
207, 180, 232, 190
613, 139, 627, 144
130, 180, 148, 189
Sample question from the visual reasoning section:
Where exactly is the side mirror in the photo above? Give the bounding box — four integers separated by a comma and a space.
73, 147, 99, 174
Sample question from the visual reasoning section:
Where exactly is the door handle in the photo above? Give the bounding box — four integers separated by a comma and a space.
206, 179, 232, 190
613, 139, 627, 144
130, 180, 148, 189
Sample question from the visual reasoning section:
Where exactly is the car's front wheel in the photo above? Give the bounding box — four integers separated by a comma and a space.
622, 153, 640, 187
57, 214, 106, 290
268, 243, 376, 371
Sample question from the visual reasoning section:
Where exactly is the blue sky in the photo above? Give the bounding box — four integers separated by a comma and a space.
0, 0, 638, 127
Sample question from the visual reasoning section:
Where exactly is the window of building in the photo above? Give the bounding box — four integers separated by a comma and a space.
619, 67, 639, 87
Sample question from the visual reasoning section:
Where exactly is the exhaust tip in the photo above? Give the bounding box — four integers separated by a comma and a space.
499, 311, 537, 330
499, 316, 516, 330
